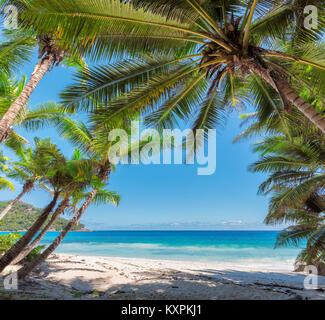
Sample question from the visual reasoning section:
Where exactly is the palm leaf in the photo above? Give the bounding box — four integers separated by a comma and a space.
60, 54, 201, 112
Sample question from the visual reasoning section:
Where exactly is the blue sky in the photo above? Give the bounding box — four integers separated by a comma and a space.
0, 39, 282, 230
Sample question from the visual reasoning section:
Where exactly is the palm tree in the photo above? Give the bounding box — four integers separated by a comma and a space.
249, 117, 325, 266
0, 76, 78, 225
0, 65, 74, 146
0, 182, 33, 221
0, 30, 34, 141
0, 139, 67, 272
231, 68, 325, 267
275, 210, 325, 267
0, 32, 64, 142
10, 149, 101, 264
21, 0, 322, 134
18, 187, 119, 279
15, 110, 165, 278
0, 22, 87, 143
0, 72, 30, 144
0, 143, 102, 272
0, 190, 60, 272
3, 0, 323, 139
0, 138, 60, 221
10, 197, 70, 265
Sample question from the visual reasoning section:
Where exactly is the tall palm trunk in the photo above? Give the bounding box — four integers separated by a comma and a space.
249, 63, 325, 133
0, 181, 34, 221
18, 189, 98, 279
0, 55, 54, 143
11, 198, 69, 265
0, 191, 59, 273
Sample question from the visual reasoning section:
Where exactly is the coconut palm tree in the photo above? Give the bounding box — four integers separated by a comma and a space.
25, 0, 322, 134
10, 197, 70, 265
232, 52, 325, 144
10, 148, 101, 264
0, 32, 64, 142
2, 0, 324, 137
18, 187, 119, 279
0, 66, 74, 148
0, 139, 67, 272
231, 68, 325, 266
0, 138, 62, 221
0, 21, 87, 143
249, 114, 325, 265
14, 110, 165, 278
0, 75, 78, 228
275, 209, 325, 267
0, 73, 31, 144
0, 142, 103, 272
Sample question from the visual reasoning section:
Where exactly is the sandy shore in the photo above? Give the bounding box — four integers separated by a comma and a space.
1, 253, 325, 300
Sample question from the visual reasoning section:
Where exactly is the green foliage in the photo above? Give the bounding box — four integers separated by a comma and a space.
70, 290, 84, 298
24, 244, 46, 262
0, 0, 321, 137
0, 231, 47, 262
0, 232, 21, 254
31, 0, 322, 136
0, 201, 85, 231
0, 31, 35, 76
1, 0, 324, 268
244, 102, 325, 264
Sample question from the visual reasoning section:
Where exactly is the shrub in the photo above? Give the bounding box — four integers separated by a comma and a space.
0, 232, 45, 262
24, 245, 46, 262
0, 232, 21, 254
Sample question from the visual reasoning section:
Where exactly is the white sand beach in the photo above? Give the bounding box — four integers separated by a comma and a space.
1, 253, 325, 300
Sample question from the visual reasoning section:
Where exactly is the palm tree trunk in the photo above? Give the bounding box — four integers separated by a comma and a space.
11, 198, 69, 265
0, 55, 54, 143
0, 191, 59, 273
249, 63, 325, 133
0, 181, 34, 221
18, 189, 98, 279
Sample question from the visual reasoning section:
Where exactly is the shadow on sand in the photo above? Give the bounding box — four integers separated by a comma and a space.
13, 261, 325, 300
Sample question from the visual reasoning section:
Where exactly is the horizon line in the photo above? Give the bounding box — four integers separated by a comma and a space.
82, 229, 283, 232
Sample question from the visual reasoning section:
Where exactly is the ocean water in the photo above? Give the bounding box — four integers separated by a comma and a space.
1, 230, 302, 268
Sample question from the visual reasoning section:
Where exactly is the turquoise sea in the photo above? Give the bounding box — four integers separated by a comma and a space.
1, 230, 302, 267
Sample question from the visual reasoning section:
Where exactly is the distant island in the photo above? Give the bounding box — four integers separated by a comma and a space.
0, 201, 87, 231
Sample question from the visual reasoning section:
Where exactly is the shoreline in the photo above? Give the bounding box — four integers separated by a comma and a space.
54, 252, 297, 271
0, 229, 91, 232
2, 253, 325, 300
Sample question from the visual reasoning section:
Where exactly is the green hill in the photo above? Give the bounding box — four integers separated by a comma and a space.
0, 201, 86, 231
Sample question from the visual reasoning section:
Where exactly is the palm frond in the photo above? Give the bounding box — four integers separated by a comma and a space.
60, 54, 200, 112
191, 87, 227, 135
0, 176, 14, 191
0, 32, 35, 75
144, 72, 207, 129
275, 224, 315, 247
10, 0, 222, 60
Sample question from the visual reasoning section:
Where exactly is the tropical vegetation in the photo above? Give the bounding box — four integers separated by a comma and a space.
246, 110, 325, 267
0, 232, 45, 262
0, 0, 324, 280
0, 200, 85, 231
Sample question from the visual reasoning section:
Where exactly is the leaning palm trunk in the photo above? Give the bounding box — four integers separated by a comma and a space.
0, 191, 60, 273
18, 189, 98, 279
0, 181, 34, 221
249, 63, 325, 133
11, 198, 69, 265
0, 35, 64, 143
0, 56, 54, 143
